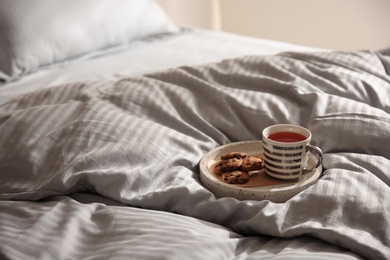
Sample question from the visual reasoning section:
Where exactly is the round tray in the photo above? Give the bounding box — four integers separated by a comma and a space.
199, 141, 322, 203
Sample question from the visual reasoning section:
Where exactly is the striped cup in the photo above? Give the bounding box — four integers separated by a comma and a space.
262, 124, 323, 180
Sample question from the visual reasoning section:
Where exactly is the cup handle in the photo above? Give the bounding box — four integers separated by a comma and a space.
302, 144, 323, 174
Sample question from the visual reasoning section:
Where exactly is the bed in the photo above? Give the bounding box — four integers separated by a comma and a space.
0, 1, 389, 259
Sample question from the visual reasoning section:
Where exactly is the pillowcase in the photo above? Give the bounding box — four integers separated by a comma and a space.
0, 0, 179, 81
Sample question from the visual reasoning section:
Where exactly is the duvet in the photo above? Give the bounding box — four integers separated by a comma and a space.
1, 49, 389, 259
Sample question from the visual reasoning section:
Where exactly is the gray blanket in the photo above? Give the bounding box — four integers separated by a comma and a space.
1, 49, 389, 259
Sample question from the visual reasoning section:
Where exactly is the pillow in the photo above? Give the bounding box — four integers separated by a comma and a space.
0, 0, 179, 81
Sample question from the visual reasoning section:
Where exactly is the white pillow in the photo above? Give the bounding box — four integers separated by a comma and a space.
0, 0, 179, 81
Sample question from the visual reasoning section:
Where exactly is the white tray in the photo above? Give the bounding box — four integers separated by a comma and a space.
199, 141, 322, 203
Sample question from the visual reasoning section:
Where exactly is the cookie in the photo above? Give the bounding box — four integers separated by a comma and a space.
221, 171, 250, 184
214, 158, 242, 175
240, 156, 263, 171
221, 152, 247, 160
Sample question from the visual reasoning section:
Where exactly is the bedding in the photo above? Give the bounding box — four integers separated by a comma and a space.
0, 1, 389, 259
0, 26, 324, 100
0, 0, 178, 81
1, 45, 389, 259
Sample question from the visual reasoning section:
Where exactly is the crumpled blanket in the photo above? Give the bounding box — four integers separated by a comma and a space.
1, 48, 389, 259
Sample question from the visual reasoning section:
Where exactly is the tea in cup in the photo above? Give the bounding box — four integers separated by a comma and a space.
262, 124, 323, 180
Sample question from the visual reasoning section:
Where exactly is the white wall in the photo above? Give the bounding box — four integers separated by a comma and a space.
157, 0, 390, 51
157, 0, 212, 29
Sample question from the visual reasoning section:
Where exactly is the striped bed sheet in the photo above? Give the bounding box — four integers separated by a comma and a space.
0, 48, 389, 259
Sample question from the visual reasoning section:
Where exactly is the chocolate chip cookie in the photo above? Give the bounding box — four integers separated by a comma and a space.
214, 158, 242, 175
221, 170, 250, 184
240, 156, 264, 171
221, 152, 247, 160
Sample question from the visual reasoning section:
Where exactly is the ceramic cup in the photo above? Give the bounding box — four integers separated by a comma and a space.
262, 124, 323, 180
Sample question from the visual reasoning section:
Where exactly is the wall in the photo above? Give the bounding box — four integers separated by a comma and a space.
157, 0, 390, 51
157, 0, 212, 30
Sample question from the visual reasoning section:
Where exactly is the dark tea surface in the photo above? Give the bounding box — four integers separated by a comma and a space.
268, 131, 306, 142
